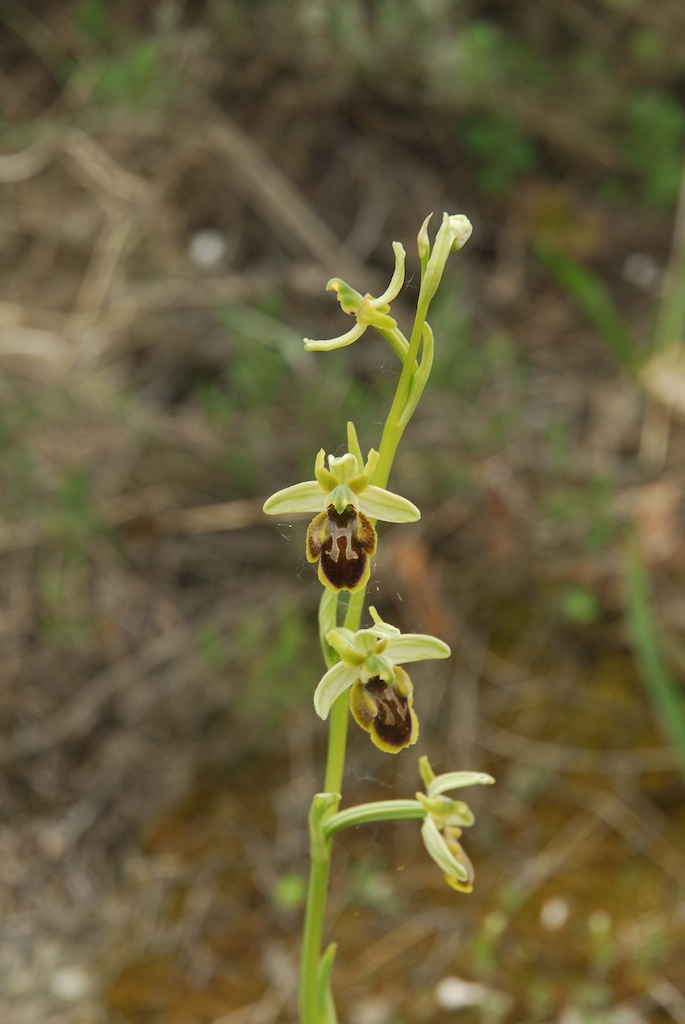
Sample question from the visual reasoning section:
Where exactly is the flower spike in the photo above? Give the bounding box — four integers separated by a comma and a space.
263, 428, 420, 592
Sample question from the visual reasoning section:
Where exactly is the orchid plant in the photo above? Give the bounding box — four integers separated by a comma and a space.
263, 214, 494, 1022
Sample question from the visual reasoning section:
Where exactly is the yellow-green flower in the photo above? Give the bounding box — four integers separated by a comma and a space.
313, 608, 450, 751
417, 757, 494, 892
304, 242, 406, 351
263, 446, 419, 593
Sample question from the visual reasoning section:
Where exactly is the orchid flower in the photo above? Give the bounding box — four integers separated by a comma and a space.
304, 242, 406, 352
313, 608, 450, 752
263, 426, 419, 592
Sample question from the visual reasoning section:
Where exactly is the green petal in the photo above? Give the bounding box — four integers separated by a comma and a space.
358, 486, 420, 523
385, 634, 451, 663
304, 322, 366, 351
362, 448, 380, 479
263, 480, 324, 516
326, 629, 366, 666
315, 449, 340, 492
326, 626, 357, 650
314, 662, 359, 720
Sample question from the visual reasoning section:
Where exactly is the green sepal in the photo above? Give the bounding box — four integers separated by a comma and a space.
315, 448, 340, 492
373, 241, 406, 307
313, 662, 359, 719
346, 421, 364, 472
263, 480, 323, 516
318, 589, 339, 667
304, 322, 366, 351
427, 770, 495, 798
358, 484, 420, 523
421, 813, 470, 883
384, 633, 451, 663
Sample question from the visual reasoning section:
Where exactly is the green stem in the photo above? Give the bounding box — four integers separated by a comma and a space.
324, 590, 366, 793
323, 695, 350, 795
299, 855, 332, 1023
300, 586, 366, 1021
324, 799, 425, 838
374, 316, 431, 490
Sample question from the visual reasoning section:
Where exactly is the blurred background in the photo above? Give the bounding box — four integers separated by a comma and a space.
2, 1, 685, 1022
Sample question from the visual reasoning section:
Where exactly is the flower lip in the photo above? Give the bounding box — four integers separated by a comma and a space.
350, 668, 419, 753
307, 504, 377, 593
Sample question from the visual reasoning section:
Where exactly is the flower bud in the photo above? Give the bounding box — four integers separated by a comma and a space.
448, 214, 473, 252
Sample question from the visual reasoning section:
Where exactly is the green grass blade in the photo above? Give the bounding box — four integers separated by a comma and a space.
536, 243, 638, 371
625, 538, 685, 780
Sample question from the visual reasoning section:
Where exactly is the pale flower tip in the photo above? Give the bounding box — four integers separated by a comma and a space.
313, 692, 328, 721
262, 492, 280, 515
419, 754, 436, 788
447, 214, 473, 252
